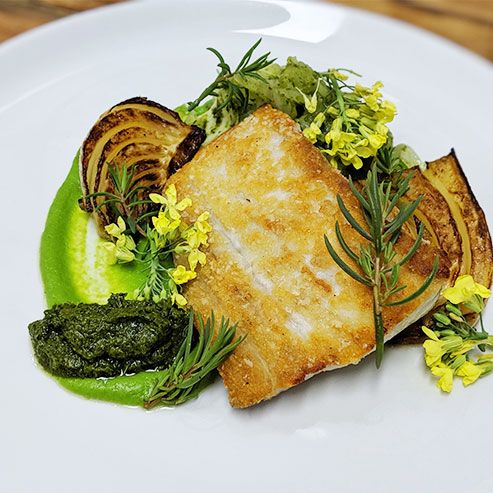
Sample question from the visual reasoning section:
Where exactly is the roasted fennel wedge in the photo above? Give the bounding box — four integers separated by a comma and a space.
79, 97, 205, 238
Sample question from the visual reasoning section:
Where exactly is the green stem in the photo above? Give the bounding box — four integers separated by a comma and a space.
373, 256, 385, 368
329, 73, 352, 131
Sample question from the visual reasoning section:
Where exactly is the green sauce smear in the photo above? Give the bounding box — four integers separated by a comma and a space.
39, 154, 164, 406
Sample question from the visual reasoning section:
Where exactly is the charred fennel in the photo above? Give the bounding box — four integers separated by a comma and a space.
79, 97, 205, 238
324, 166, 438, 367
144, 309, 245, 408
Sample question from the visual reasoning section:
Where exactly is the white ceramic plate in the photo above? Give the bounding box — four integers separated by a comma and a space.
1, 1, 492, 491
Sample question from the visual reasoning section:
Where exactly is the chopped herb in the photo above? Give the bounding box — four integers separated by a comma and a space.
28, 294, 189, 378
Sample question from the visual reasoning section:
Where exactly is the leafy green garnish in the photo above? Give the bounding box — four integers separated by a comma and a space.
180, 40, 410, 174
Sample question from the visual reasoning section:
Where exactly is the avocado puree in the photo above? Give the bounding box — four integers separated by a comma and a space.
40, 154, 163, 406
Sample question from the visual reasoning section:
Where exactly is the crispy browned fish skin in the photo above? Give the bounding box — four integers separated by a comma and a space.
168, 105, 449, 408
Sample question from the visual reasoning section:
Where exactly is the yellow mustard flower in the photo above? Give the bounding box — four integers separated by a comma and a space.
115, 233, 135, 250
423, 339, 446, 368
196, 211, 212, 234
152, 211, 180, 237
376, 100, 396, 124
364, 94, 379, 112
103, 242, 118, 265
346, 108, 360, 119
328, 69, 348, 81
296, 79, 321, 114
303, 124, 321, 143
456, 360, 482, 386
115, 247, 135, 263
431, 363, 454, 392
188, 248, 207, 271
150, 185, 192, 211
303, 112, 326, 144
422, 326, 464, 368
442, 275, 491, 305
103, 240, 135, 265
149, 193, 166, 205
170, 265, 197, 285
171, 292, 187, 307
449, 339, 479, 358
183, 217, 210, 248
105, 216, 127, 238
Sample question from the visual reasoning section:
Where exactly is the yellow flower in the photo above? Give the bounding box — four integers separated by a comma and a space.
423, 339, 446, 367
152, 211, 180, 237
196, 211, 212, 234
105, 216, 127, 238
422, 326, 440, 341
150, 185, 192, 211
171, 292, 187, 307
183, 220, 210, 248
170, 265, 197, 285
456, 360, 482, 386
329, 69, 348, 81
188, 248, 207, 271
431, 363, 454, 392
303, 126, 317, 144
103, 242, 117, 265
115, 233, 135, 250
115, 247, 135, 263
149, 193, 166, 204
376, 100, 396, 123
303, 122, 323, 143
327, 106, 339, 118
422, 326, 464, 367
102, 240, 135, 264
442, 275, 491, 304
297, 79, 320, 114
364, 94, 379, 112
449, 339, 478, 358
346, 108, 360, 119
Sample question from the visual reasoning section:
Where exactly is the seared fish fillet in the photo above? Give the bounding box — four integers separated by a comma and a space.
168, 105, 449, 408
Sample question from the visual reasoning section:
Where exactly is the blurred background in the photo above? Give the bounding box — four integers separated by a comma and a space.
0, 0, 492, 61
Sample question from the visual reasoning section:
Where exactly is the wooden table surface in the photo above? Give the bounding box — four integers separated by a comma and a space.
1, 0, 492, 61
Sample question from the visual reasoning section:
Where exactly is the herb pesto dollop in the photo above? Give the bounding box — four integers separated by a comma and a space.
28, 294, 189, 378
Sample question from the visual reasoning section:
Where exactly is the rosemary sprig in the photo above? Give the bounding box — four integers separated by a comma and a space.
187, 38, 276, 115
83, 162, 152, 237
325, 166, 438, 367
144, 309, 245, 408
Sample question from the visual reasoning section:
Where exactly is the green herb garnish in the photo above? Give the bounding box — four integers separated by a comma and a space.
82, 161, 151, 237
82, 161, 211, 307
144, 309, 245, 408
324, 166, 438, 367
187, 38, 276, 116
